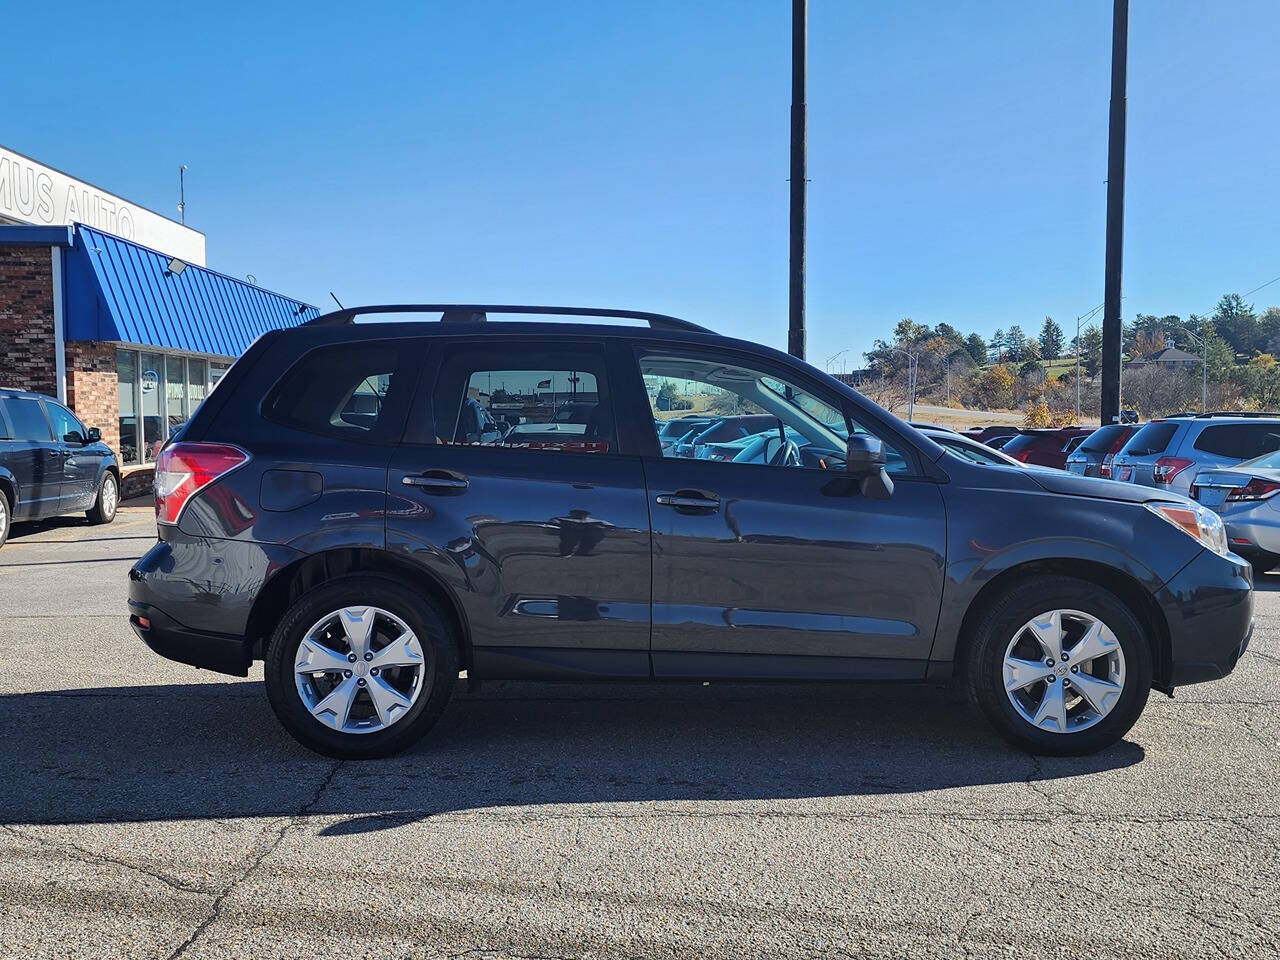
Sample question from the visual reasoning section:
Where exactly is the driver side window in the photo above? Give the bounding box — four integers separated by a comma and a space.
638, 350, 907, 472
45, 402, 87, 445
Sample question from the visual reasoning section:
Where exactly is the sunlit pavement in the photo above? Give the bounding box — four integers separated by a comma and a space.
1, 508, 1276, 959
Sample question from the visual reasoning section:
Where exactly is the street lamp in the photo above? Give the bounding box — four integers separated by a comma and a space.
825, 349, 848, 374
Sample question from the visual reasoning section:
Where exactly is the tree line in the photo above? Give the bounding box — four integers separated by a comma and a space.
857, 293, 1280, 422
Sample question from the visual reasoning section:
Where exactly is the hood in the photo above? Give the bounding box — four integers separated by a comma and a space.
1027, 468, 1189, 506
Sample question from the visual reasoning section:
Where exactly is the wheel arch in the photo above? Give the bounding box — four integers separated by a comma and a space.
951, 558, 1172, 689
0, 469, 15, 511
245, 547, 472, 669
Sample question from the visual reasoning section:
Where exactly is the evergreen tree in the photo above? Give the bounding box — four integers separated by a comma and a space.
1006, 325, 1027, 362
965, 332, 987, 365
1039, 316, 1064, 361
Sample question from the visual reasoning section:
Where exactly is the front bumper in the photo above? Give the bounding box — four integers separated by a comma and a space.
1160, 547, 1254, 686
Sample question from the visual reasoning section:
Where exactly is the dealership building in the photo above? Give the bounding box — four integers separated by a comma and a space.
0, 144, 317, 490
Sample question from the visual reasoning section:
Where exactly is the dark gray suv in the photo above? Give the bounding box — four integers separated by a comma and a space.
128, 306, 1254, 758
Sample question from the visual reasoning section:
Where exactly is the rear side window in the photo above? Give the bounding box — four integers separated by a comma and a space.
428, 342, 615, 454
1079, 425, 1127, 453
1193, 423, 1280, 459
264, 341, 411, 442
1122, 421, 1178, 456
1062, 435, 1087, 453
0, 397, 53, 442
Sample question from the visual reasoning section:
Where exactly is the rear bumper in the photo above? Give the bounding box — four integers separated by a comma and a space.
129, 600, 252, 677
1160, 548, 1254, 686
128, 535, 301, 677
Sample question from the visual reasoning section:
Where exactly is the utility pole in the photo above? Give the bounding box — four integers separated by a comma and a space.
177, 164, 188, 224
1100, 0, 1129, 424
788, 0, 807, 360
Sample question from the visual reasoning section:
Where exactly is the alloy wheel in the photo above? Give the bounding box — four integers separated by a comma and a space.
1002, 609, 1126, 734
101, 475, 118, 519
294, 606, 428, 734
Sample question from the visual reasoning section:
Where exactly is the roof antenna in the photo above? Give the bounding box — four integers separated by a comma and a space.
330, 292, 345, 309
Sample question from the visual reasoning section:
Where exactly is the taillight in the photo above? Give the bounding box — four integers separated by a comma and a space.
1099, 453, 1116, 478
154, 442, 249, 525
1226, 478, 1280, 502
1152, 457, 1194, 484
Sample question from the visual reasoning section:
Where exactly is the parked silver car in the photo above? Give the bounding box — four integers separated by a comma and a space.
1110, 414, 1280, 497
1192, 450, 1280, 573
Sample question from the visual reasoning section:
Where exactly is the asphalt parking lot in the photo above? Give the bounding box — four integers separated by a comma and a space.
1, 505, 1277, 959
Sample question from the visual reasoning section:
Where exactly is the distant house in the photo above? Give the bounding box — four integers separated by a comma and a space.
1131, 346, 1201, 369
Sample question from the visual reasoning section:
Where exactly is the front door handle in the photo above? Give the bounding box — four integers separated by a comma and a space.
655, 490, 720, 511
402, 469, 469, 492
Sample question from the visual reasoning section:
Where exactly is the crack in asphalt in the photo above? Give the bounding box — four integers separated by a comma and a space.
0, 823, 213, 896
163, 759, 344, 960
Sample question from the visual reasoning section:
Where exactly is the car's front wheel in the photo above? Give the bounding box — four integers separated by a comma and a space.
964, 576, 1152, 756
264, 575, 459, 758
0, 491, 10, 548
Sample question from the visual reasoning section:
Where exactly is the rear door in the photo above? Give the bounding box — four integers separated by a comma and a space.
387, 337, 653, 679
625, 344, 947, 680
0, 396, 62, 519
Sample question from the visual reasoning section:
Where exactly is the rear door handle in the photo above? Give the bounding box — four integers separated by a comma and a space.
402, 469, 469, 492
655, 490, 720, 511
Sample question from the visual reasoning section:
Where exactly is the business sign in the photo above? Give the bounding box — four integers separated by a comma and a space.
0, 145, 206, 265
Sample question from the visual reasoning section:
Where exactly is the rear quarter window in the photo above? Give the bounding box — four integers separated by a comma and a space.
263, 341, 413, 443
1193, 423, 1280, 459
1121, 421, 1178, 456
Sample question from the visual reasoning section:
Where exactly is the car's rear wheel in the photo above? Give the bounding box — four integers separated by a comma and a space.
264, 575, 459, 759
86, 472, 118, 525
964, 576, 1152, 756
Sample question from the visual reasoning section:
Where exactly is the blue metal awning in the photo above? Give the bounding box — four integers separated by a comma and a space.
64, 224, 318, 356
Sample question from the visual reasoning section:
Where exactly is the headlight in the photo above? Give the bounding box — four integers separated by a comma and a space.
1145, 501, 1230, 557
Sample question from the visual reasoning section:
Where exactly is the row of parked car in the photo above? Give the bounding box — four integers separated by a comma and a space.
960, 414, 1280, 573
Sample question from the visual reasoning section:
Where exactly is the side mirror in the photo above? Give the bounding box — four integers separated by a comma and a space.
86, 427, 102, 442
845, 435, 894, 499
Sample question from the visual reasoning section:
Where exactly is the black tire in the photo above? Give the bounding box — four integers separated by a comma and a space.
264, 575, 459, 759
964, 576, 1153, 756
0, 489, 10, 549
86, 471, 118, 525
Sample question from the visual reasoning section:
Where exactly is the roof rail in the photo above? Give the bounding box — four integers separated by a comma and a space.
1194, 410, 1280, 419
303, 304, 712, 334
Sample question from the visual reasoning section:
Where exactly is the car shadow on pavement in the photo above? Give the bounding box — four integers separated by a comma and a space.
1, 679, 1144, 831
0, 680, 1141, 829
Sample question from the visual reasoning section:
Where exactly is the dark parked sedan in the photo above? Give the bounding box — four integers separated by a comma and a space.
129, 305, 1253, 759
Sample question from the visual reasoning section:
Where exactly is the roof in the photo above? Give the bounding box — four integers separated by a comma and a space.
64, 225, 319, 356
1135, 346, 1200, 363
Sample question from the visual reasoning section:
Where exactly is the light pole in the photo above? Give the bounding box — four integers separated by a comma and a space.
825, 349, 848, 374
788, 0, 807, 359
895, 347, 919, 422
1180, 326, 1209, 414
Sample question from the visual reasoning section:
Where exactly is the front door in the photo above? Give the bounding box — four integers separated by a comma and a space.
387, 338, 653, 679
43, 400, 103, 512
0, 395, 62, 520
630, 346, 947, 680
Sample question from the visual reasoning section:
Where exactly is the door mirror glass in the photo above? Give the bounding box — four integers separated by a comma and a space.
87, 427, 102, 442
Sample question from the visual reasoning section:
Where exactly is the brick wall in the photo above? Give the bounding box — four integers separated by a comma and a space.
0, 245, 56, 395
66, 341, 119, 456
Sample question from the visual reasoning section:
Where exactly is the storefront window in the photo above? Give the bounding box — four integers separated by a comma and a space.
166, 356, 187, 428
117, 349, 140, 465
188, 359, 208, 417
140, 351, 165, 463
210, 361, 231, 392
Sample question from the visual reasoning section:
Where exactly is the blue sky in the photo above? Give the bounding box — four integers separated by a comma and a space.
6, 1, 1277, 370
